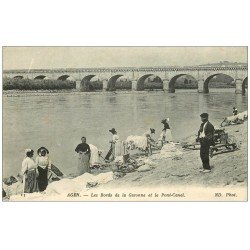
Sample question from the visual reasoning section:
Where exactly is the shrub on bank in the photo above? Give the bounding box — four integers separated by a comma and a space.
3, 78, 76, 90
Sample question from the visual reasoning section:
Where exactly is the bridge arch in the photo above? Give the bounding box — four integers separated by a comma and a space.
137, 74, 163, 91
169, 74, 197, 93
57, 75, 71, 81
34, 75, 47, 80
13, 75, 24, 79
242, 77, 248, 95
203, 73, 234, 93
107, 75, 124, 91
80, 75, 98, 91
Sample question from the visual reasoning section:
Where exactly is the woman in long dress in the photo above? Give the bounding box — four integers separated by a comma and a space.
107, 128, 123, 161
21, 149, 39, 194
75, 137, 91, 175
36, 147, 51, 192
160, 119, 173, 146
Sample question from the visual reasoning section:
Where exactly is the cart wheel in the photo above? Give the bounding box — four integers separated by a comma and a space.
227, 135, 237, 144
233, 142, 241, 149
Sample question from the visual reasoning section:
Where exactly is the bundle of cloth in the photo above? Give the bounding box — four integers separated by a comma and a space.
150, 142, 183, 160
125, 135, 148, 151
89, 144, 102, 167
3, 181, 23, 198
221, 111, 248, 127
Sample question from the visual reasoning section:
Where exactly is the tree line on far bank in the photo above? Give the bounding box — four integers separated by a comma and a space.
3, 75, 239, 91
3, 78, 76, 90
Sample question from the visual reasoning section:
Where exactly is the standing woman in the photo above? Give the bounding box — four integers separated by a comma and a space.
106, 128, 122, 161
75, 137, 91, 175
160, 118, 173, 145
36, 147, 51, 192
21, 149, 39, 194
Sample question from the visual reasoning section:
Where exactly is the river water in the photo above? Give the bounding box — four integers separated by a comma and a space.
2, 89, 248, 177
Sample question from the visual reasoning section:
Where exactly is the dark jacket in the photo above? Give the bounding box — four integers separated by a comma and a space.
75, 143, 91, 154
198, 121, 215, 145
163, 122, 170, 130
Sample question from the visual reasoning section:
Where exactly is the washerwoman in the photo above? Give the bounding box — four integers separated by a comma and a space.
36, 147, 51, 192
75, 137, 91, 175
21, 149, 39, 194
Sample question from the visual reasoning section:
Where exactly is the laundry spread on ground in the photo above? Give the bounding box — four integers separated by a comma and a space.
149, 142, 183, 160
7, 172, 114, 201
221, 111, 248, 126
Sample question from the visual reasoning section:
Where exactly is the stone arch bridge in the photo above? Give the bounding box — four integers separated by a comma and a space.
3, 65, 248, 94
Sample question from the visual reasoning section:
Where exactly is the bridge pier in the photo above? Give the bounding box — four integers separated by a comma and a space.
163, 79, 169, 92
103, 79, 108, 91
76, 80, 81, 91
132, 80, 138, 91
235, 79, 243, 94
197, 79, 204, 93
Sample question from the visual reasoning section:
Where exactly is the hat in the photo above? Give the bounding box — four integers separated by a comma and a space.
37, 147, 49, 155
109, 128, 117, 133
150, 128, 155, 134
200, 113, 209, 118
161, 118, 170, 124
25, 149, 32, 154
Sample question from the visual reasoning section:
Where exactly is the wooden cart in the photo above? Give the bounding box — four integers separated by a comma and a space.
209, 129, 239, 157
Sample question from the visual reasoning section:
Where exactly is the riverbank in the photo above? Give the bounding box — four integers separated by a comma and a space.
103, 121, 247, 189
2, 88, 241, 97
2, 89, 161, 97
4, 119, 247, 201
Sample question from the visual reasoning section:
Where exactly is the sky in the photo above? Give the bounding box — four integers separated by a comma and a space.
3, 47, 247, 70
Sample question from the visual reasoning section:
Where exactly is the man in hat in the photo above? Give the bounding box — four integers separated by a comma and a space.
196, 113, 215, 173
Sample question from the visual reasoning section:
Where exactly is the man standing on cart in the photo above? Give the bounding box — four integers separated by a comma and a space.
196, 113, 215, 173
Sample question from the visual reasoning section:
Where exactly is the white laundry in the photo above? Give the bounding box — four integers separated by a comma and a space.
238, 110, 248, 120
149, 142, 183, 160
3, 181, 23, 198
222, 110, 248, 126
9, 172, 114, 201
125, 135, 148, 150
46, 172, 114, 195
89, 144, 101, 166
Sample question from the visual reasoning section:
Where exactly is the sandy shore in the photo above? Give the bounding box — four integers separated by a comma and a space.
102, 121, 247, 189
3, 119, 247, 201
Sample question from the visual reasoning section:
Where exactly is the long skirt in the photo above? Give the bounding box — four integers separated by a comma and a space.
24, 169, 39, 193
160, 129, 173, 143
114, 141, 123, 158
37, 166, 48, 192
78, 153, 90, 175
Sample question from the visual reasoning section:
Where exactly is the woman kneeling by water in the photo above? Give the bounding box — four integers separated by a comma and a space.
21, 149, 39, 194
36, 147, 51, 192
